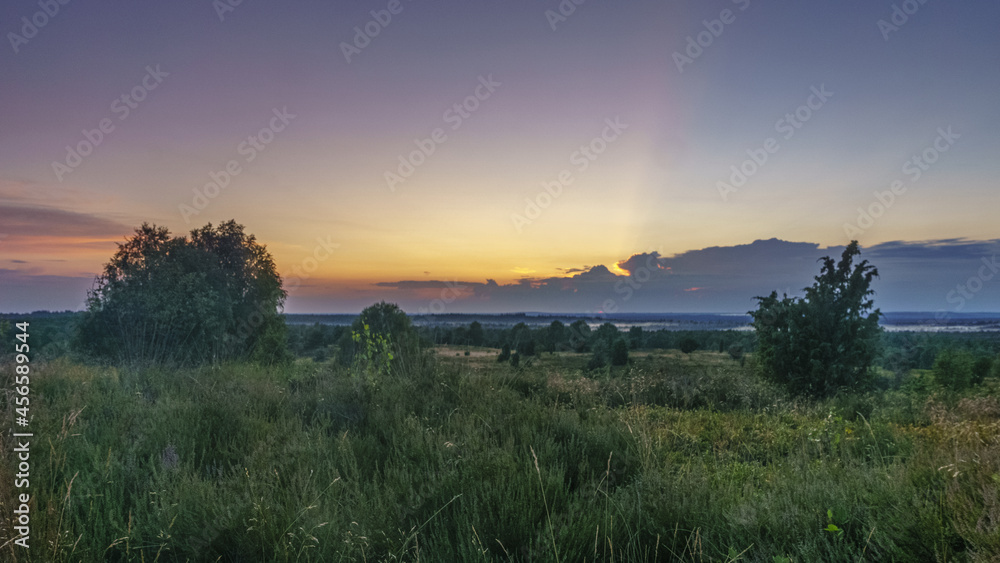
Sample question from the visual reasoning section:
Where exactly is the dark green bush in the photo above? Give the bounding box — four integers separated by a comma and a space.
750, 241, 881, 397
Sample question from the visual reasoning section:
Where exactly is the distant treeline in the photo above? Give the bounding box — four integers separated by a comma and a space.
0, 311, 78, 359
3, 311, 999, 377
284, 319, 754, 359
282, 317, 1000, 375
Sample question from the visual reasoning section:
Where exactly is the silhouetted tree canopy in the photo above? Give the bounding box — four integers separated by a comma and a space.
75, 220, 290, 365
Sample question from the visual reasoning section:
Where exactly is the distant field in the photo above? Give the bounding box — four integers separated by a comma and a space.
282, 311, 1000, 333
433, 345, 707, 365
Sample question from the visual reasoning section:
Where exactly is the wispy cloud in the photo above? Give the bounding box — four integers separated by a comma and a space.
0, 204, 133, 300
0, 204, 131, 239
0, 177, 117, 209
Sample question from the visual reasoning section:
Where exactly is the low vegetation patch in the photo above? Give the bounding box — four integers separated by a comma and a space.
2, 347, 999, 561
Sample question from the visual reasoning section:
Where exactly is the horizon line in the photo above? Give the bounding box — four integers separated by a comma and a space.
5, 310, 1000, 317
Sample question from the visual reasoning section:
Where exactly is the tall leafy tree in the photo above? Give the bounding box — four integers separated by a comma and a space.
75, 221, 289, 365
750, 241, 882, 397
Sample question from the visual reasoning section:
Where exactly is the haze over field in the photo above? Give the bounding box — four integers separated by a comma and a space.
1, 1, 998, 314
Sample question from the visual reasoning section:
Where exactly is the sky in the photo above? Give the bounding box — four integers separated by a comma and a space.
1, 0, 998, 315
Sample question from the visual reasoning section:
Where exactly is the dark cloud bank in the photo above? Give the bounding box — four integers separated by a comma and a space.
4, 237, 998, 314
376, 238, 1000, 314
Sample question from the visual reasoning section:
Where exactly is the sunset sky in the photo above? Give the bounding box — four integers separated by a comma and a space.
1, 1, 998, 314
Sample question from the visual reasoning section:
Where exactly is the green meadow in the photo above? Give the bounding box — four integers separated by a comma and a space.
3, 344, 1000, 562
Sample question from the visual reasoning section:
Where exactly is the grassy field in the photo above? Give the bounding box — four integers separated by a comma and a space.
2, 348, 999, 561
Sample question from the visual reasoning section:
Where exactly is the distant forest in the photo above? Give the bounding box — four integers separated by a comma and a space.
5, 311, 1000, 382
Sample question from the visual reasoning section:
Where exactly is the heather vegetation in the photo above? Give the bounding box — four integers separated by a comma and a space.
3, 234, 1000, 561
2, 316, 1000, 561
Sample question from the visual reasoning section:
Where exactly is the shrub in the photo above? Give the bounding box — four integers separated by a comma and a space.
679, 337, 699, 355
727, 343, 745, 362
750, 241, 881, 397
610, 338, 629, 366
972, 356, 992, 386
628, 326, 643, 349
568, 319, 591, 352
932, 348, 975, 392
348, 302, 422, 378
517, 339, 536, 357
587, 331, 629, 370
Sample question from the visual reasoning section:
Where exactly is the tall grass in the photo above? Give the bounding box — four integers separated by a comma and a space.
1, 351, 998, 561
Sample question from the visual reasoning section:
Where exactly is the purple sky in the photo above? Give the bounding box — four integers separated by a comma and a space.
1, 1, 998, 314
